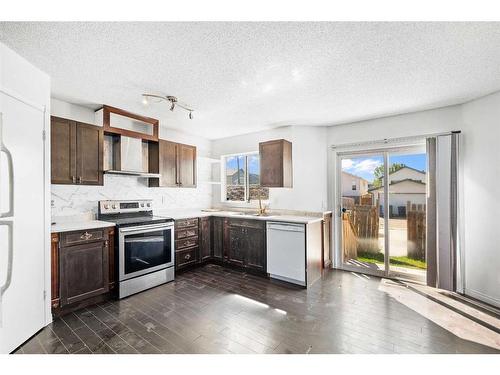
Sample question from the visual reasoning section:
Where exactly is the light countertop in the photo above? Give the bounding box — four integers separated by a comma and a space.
155, 209, 324, 224
51, 220, 115, 233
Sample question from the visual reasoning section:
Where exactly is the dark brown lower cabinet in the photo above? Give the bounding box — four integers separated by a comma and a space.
227, 224, 246, 267
175, 218, 199, 271
245, 225, 267, 272
199, 217, 212, 262
176, 217, 266, 274
52, 228, 114, 314
212, 217, 225, 260
225, 219, 266, 273
59, 240, 109, 306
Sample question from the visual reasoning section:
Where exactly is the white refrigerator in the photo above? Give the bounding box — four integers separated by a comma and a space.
0, 41, 50, 353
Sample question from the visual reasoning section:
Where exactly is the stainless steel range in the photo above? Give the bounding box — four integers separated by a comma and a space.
98, 199, 174, 299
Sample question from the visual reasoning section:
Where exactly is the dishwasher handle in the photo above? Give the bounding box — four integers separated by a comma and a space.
267, 222, 305, 232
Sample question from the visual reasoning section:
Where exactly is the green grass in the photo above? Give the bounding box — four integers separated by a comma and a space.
357, 251, 427, 270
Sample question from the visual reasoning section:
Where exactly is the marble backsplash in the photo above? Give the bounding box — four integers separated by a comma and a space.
51, 157, 213, 218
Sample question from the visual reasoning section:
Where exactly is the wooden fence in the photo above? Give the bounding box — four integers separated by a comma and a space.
407, 202, 426, 260
360, 193, 374, 206
351, 205, 380, 253
342, 197, 355, 210
342, 204, 380, 259
342, 213, 358, 261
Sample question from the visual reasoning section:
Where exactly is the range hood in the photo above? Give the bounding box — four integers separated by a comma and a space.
104, 135, 160, 178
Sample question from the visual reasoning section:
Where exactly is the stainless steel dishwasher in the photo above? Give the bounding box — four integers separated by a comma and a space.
266, 222, 306, 286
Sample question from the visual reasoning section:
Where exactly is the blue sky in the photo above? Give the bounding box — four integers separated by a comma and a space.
342, 153, 426, 182
225, 155, 260, 174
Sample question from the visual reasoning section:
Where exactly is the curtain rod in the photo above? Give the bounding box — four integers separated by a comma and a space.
330, 130, 460, 150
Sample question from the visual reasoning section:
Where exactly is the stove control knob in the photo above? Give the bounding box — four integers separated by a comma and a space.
112, 204, 117, 209
140, 203, 145, 207
104, 204, 109, 209
147, 203, 151, 207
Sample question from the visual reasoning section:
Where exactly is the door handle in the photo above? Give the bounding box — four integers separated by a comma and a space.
0, 113, 14, 218
0, 220, 13, 327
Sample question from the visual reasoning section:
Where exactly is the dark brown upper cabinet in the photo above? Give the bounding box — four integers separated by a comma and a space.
51, 116, 103, 185
178, 143, 197, 187
149, 139, 196, 188
259, 139, 293, 188
51, 117, 76, 184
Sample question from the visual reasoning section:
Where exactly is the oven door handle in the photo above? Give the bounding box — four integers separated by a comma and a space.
119, 222, 174, 233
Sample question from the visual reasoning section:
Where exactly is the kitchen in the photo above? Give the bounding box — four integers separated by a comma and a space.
48, 103, 329, 309
1, 18, 500, 365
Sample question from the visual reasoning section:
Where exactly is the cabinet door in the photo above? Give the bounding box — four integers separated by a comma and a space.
212, 217, 224, 260
245, 226, 266, 272
51, 116, 76, 184
199, 217, 211, 262
259, 139, 292, 188
227, 226, 245, 267
177, 143, 196, 187
76, 122, 103, 185
160, 140, 178, 187
59, 241, 109, 306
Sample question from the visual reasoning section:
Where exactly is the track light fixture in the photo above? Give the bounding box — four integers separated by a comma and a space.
142, 93, 194, 120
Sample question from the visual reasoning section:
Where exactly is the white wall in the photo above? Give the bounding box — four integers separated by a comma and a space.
50, 99, 213, 217
461, 91, 500, 307
51, 98, 96, 124
211, 125, 328, 212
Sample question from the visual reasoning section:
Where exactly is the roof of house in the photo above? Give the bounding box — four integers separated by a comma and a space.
382, 165, 426, 178
368, 178, 426, 192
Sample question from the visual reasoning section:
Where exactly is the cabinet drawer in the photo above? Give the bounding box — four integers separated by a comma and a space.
60, 229, 105, 247
175, 237, 199, 251
176, 247, 197, 268
175, 218, 199, 229
175, 227, 198, 240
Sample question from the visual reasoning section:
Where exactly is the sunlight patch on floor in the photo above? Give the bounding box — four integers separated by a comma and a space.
378, 279, 500, 350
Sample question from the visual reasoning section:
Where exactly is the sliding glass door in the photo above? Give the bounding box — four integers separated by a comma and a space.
339, 152, 386, 276
338, 144, 427, 282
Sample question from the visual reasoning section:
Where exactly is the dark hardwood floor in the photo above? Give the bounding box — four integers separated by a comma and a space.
13, 264, 500, 354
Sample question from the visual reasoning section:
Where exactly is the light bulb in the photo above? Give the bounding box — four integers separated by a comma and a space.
142, 96, 149, 106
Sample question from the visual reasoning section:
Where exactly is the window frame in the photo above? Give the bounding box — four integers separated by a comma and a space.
221, 151, 269, 204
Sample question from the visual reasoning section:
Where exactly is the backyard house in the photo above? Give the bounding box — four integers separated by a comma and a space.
369, 166, 426, 216
342, 171, 369, 203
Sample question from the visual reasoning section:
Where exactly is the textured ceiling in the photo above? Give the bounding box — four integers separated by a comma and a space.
1, 22, 500, 140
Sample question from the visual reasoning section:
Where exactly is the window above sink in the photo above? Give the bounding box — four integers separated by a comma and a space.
222, 152, 269, 203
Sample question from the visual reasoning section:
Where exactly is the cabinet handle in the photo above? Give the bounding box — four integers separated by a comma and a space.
77, 176, 82, 184
80, 231, 93, 240
72, 176, 76, 183
185, 253, 191, 260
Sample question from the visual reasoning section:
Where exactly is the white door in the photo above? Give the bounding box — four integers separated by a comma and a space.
0, 92, 46, 353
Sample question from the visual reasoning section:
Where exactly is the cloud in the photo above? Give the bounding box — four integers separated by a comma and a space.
341, 159, 354, 169
342, 158, 382, 177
